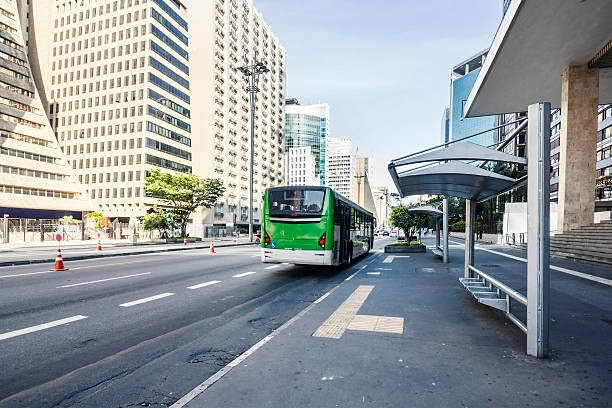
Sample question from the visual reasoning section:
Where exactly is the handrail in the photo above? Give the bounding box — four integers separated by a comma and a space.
468, 265, 527, 305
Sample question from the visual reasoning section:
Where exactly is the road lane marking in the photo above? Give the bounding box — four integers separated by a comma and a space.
57, 273, 151, 288
264, 265, 281, 270
382, 255, 411, 263
366, 272, 381, 275
120, 293, 174, 307
313, 285, 374, 339
233, 272, 256, 278
187, 280, 221, 290
170, 252, 383, 408
448, 238, 612, 287
347, 315, 404, 334
0, 259, 153, 279
0, 315, 88, 341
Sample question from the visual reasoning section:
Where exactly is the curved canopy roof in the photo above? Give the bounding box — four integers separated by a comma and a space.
407, 205, 443, 217
390, 161, 518, 202
465, 0, 612, 117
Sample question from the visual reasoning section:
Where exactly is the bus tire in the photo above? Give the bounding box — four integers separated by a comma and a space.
347, 243, 353, 265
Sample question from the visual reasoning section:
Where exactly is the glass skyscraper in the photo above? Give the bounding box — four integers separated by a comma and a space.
284, 100, 330, 185
449, 49, 497, 147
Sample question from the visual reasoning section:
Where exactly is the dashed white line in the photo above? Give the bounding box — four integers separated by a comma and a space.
57, 273, 151, 288
187, 280, 221, 290
0, 315, 88, 341
366, 272, 381, 275
264, 265, 281, 270
233, 272, 256, 278
314, 291, 332, 304
119, 292, 174, 307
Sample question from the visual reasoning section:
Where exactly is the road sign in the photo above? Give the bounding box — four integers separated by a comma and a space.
55, 233, 62, 242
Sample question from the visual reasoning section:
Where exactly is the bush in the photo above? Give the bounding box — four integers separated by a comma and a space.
409, 241, 423, 246
451, 220, 466, 232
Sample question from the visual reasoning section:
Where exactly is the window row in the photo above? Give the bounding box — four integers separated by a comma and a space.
148, 73, 189, 104
150, 39, 188, 74
0, 112, 43, 129
0, 130, 50, 147
151, 8, 187, 46
0, 34, 21, 50
55, 0, 147, 26
55, 6, 147, 31
146, 137, 191, 160
51, 73, 145, 99
0, 185, 76, 199
0, 64, 28, 81
146, 153, 191, 173
149, 56, 189, 89
51, 90, 145, 114
148, 89, 190, 118
60, 121, 144, 139
148, 104, 190, 132
72, 154, 142, 169
147, 121, 191, 146
152, 0, 188, 30
150, 23, 188, 61
0, 165, 68, 181
65, 138, 143, 154
53, 40, 146, 59
82, 170, 142, 184
55, 107, 144, 127
0, 80, 34, 98
53, 54, 145, 73
0, 95, 38, 114
0, 146, 59, 164
90, 186, 141, 199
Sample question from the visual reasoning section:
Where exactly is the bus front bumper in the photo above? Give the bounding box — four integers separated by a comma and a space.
261, 248, 334, 265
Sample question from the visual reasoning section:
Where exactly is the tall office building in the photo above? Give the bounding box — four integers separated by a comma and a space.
0, 0, 91, 219
353, 156, 377, 215
325, 137, 354, 200
449, 49, 497, 147
285, 99, 329, 185
441, 106, 450, 145
372, 186, 390, 228
286, 146, 318, 186
26, 0, 193, 222
190, 0, 285, 231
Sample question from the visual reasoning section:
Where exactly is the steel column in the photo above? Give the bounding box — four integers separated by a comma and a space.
442, 199, 449, 263
465, 199, 476, 278
435, 217, 440, 249
526, 102, 551, 358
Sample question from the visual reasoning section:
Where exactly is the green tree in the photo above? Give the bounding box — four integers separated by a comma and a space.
142, 206, 176, 236
390, 205, 429, 243
85, 211, 104, 229
59, 215, 78, 225
144, 170, 225, 237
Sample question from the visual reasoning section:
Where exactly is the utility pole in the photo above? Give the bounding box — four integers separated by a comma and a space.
238, 52, 269, 242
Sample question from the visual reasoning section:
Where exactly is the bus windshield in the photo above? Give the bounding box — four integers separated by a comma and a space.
268, 189, 325, 215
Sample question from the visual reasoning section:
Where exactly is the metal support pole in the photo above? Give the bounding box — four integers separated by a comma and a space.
3, 214, 8, 244
248, 74, 256, 242
465, 199, 476, 278
526, 102, 551, 358
435, 217, 440, 249
442, 199, 449, 263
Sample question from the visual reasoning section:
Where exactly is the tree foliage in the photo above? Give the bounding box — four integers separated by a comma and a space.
85, 211, 104, 229
144, 170, 225, 237
59, 215, 78, 225
142, 206, 176, 236
390, 205, 429, 243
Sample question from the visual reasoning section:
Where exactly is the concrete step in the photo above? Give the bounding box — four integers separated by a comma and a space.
550, 250, 612, 266
550, 245, 612, 258
552, 233, 612, 240
550, 238, 612, 248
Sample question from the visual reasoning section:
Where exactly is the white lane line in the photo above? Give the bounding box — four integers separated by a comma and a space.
170, 252, 383, 408
57, 273, 151, 288
119, 293, 174, 307
187, 280, 221, 290
367, 272, 381, 275
382, 256, 393, 263
449, 239, 612, 287
264, 265, 281, 270
0, 315, 88, 341
233, 272, 256, 278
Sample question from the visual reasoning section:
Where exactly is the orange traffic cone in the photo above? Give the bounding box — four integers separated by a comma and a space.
233, 238, 237, 243
97, 239, 102, 251
51, 249, 68, 271
210, 241, 215, 253
183, 238, 187, 246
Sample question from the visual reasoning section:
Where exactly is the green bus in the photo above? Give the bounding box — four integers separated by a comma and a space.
261, 186, 375, 266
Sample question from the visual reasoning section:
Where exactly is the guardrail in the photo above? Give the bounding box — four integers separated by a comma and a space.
468, 265, 527, 333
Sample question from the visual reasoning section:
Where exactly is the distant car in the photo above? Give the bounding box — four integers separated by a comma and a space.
374, 231, 379, 236
382, 231, 390, 236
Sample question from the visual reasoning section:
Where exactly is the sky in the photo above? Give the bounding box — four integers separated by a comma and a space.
254, 0, 503, 192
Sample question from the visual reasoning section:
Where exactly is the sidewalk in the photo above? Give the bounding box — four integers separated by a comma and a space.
0, 237, 256, 267
175, 238, 612, 407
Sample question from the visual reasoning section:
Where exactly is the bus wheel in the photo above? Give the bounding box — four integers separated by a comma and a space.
347, 245, 353, 265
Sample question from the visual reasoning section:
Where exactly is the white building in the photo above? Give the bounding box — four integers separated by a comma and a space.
0, 0, 92, 219
372, 186, 390, 228
325, 137, 354, 200
26, 0, 193, 221
190, 0, 286, 230
285, 100, 329, 185
287, 146, 318, 186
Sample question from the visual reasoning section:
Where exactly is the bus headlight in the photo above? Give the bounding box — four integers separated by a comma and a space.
318, 232, 326, 249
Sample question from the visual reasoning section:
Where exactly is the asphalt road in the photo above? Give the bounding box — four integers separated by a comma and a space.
0, 236, 395, 407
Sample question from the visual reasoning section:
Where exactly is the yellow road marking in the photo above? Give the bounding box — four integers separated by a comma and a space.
313, 285, 374, 339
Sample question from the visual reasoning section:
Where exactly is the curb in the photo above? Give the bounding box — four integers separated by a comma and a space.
0, 242, 258, 267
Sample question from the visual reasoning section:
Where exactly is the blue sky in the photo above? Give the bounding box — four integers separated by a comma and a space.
255, 0, 503, 191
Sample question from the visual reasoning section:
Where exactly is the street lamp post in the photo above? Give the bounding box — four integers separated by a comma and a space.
238, 52, 269, 242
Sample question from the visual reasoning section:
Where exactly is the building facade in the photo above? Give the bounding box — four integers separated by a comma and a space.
26, 0, 193, 222
190, 0, 286, 231
1, 0, 91, 219
286, 146, 318, 186
372, 186, 390, 228
284, 99, 329, 185
449, 49, 497, 147
325, 137, 354, 200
